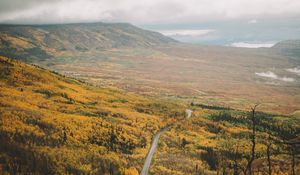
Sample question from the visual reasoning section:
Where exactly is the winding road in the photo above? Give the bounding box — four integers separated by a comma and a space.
186, 109, 193, 119
140, 109, 193, 175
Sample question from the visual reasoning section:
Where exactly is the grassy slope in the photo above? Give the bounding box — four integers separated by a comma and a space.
0, 23, 176, 61
151, 106, 300, 175
0, 56, 299, 175
0, 56, 185, 174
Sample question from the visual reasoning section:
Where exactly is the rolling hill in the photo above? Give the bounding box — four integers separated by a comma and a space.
272, 40, 300, 59
0, 23, 176, 61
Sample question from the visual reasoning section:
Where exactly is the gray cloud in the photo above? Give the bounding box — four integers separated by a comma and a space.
255, 71, 295, 82
0, 0, 46, 13
0, 0, 300, 24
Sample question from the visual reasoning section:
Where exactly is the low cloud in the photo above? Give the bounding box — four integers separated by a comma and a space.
286, 67, 300, 75
231, 42, 275, 48
255, 71, 295, 82
280, 77, 295, 82
255, 71, 278, 79
1, 0, 300, 24
158, 29, 214, 37
248, 19, 257, 24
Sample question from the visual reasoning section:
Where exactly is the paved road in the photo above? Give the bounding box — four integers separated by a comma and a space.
186, 109, 193, 119
140, 109, 193, 175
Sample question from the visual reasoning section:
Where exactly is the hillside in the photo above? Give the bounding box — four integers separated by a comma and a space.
0, 56, 299, 175
272, 40, 300, 59
0, 23, 176, 61
0, 56, 185, 174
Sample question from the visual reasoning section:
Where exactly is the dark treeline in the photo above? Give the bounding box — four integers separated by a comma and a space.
198, 105, 300, 175
191, 102, 231, 110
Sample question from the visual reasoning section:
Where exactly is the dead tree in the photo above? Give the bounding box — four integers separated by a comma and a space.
287, 141, 299, 175
246, 104, 260, 175
233, 144, 240, 175
266, 133, 272, 175
276, 140, 299, 175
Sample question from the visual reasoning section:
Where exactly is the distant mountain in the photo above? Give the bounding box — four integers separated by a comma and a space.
272, 40, 300, 59
0, 22, 177, 61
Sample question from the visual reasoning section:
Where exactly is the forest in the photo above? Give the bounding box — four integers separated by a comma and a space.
0, 56, 299, 175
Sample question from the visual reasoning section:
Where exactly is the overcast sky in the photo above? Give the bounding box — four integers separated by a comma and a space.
0, 0, 299, 46
1, 0, 300, 24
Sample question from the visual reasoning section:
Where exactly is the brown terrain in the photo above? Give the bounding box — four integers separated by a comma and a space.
0, 23, 299, 114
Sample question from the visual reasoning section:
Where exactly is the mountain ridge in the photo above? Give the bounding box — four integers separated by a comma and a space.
0, 22, 177, 61
272, 39, 300, 59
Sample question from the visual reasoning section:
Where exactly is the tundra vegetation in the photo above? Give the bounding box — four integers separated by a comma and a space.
1, 24, 300, 115
0, 56, 299, 175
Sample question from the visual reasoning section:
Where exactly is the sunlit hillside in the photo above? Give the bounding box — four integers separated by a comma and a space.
0, 56, 185, 174
0, 56, 299, 175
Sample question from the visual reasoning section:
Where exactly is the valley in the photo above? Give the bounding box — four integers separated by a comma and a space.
39, 44, 300, 115
1, 23, 299, 114
0, 22, 299, 175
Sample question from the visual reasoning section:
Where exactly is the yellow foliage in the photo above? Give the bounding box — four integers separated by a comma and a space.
0, 56, 298, 175
121, 167, 139, 175
0, 56, 188, 174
